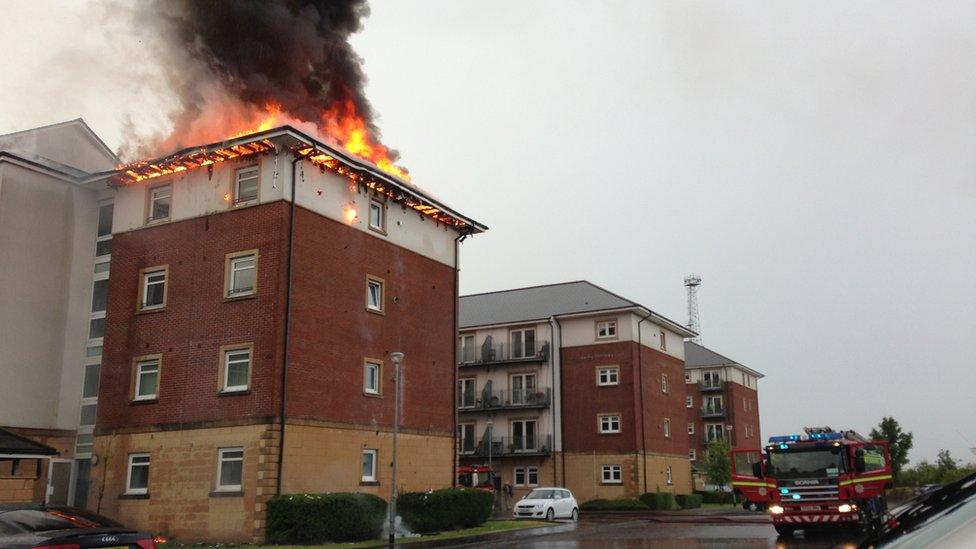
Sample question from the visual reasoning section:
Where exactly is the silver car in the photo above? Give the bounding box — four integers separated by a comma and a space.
513, 487, 579, 521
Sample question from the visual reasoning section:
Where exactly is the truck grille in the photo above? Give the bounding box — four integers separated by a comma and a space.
780, 479, 839, 502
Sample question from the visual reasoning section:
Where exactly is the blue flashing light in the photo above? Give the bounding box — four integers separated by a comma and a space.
779, 444, 789, 450
792, 494, 801, 500
769, 434, 802, 443
780, 488, 789, 495
808, 432, 843, 441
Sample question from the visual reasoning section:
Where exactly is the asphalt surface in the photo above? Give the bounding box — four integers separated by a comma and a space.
448, 514, 868, 548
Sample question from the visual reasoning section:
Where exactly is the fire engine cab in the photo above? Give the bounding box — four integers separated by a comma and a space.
731, 426, 893, 537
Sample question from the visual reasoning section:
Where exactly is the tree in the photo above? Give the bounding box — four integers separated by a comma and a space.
936, 449, 957, 473
703, 438, 732, 489
870, 416, 913, 478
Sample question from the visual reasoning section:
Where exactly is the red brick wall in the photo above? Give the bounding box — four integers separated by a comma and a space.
285, 207, 456, 433
636, 345, 690, 456
726, 383, 761, 448
98, 202, 290, 431
561, 342, 639, 453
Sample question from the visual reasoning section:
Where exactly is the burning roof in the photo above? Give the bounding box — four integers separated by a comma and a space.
101, 126, 486, 233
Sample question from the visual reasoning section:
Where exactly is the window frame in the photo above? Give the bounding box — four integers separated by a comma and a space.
685, 396, 693, 408
146, 184, 172, 224
661, 373, 669, 394
598, 414, 621, 434
365, 275, 385, 314
666, 465, 673, 485
595, 319, 618, 340
458, 334, 476, 364
527, 467, 539, 486
689, 449, 697, 461
511, 419, 538, 452
659, 329, 667, 351
137, 265, 169, 312
664, 418, 672, 438
132, 355, 162, 402
457, 377, 476, 409
363, 358, 383, 396
510, 372, 537, 405
367, 197, 387, 234
688, 422, 695, 435
125, 453, 151, 495
510, 328, 536, 359
596, 366, 619, 387
215, 447, 244, 492
220, 344, 253, 393
458, 423, 476, 454
601, 464, 623, 484
361, 449, 378, 483
233, 165, 260, 206
224, 250, 258, 299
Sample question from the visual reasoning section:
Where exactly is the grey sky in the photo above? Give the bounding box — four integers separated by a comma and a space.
2, 1, 974, 463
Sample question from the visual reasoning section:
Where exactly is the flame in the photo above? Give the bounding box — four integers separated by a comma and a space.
322, 99, 410, 181
343, 204, 358, 224
230, 102, 283, 138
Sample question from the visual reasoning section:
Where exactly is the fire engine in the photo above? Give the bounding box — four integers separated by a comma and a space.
730, 426, 893, 537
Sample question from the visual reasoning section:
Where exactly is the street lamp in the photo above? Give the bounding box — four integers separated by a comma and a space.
388, 351, 404, 548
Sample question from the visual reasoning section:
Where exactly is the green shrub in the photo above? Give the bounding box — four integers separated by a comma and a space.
267, 492, 386, 543
696, 490, 734, 504
675, 494, 703, 509
638, 492, 677, 510
579, 498, 649, 511
397, 488, 493, 533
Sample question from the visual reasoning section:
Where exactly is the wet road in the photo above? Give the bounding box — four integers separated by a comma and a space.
452, 516, 866, 548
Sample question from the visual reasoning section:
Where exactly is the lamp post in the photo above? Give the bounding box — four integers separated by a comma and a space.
388, 352, 404, 548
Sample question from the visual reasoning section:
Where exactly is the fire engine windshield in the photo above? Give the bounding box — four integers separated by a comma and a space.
767, 447, 847, 479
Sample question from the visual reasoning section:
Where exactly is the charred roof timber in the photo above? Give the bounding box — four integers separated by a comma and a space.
95, 126, 487, 234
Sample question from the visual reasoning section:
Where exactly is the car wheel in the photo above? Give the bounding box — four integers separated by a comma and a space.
571, 508, 579, 521
546, 507, 555, 521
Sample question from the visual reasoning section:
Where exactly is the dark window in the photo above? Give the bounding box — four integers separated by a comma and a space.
97, 203, 113, 237
91, 279, 108, 313
83, 364, 100, 398
88, 318, 105, 339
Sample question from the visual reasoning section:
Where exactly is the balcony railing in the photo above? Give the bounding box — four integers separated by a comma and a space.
458, 387, 552, 412
459, 340, 550, 367
700, 405, 726, 419
469, 434, 553, 457
698, 380, 725, 392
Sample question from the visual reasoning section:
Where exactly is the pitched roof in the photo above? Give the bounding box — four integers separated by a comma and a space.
459, 280, 695, 336
0, 428, 59, 457
684, 341, 764, 378
0, 118, 117, 164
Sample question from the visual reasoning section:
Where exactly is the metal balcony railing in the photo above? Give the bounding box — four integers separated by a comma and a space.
458, 340, 550, 366
470, 434, 553, 457
700, 405, 726, 419
458, 387, 552, 411
698, 380, 725, 392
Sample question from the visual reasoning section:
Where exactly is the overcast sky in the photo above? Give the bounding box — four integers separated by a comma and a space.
2, 1, 974, 463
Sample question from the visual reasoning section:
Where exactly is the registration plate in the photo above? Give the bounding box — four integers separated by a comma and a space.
800, 505, 820, 511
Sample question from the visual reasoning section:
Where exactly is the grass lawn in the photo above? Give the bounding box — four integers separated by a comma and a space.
170, 520, 549, 549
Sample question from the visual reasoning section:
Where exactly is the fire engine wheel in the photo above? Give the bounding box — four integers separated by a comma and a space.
546, 508, 555, 521
774, 524, 796, 537
571, 508, 579, 521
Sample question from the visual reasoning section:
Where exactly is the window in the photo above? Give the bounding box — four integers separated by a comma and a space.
743, 397, 748, 411
457, 378, 476, 408
599, 415, 621, 434
458, 423, 475, 454
216, 447, 244, 492
514, 466, 539, 487
134, 358, 160, 401
689, 449, 697, 461
459, 334, 476, 363
91, 279, 108, 313
79, 404, 97, 427
511, 419, 537, 451
528, 468, 539, 486
222, 346, 251, 392
664, 418, 671, 438
685, 396, 693, 408
597, 367, 619, 386
234, 166, 259, 204
601, 465, 622, 484
704, 395, 723, 415
83, 364, 101, 399
368, 198, 386, 233
125, 453, 150, 495
666, 465, 673, 485
366, 275, 384, 313
88, 317, 105, 340
659, 329, 667, 351
75, 433, 94, 455
596, 319, 617, 339
702, 370, 722, 389
95, 202, 113, 257
661, 374, 669, 394
148, 185, 171, 222
139, 266, 167, 310
685, 373, 691, 383
510, 373, 536, 405
510, 328, 536, 358
705, 423, 724, 443
226, 251, 257, 297
364, 360, 381, 395
361, 449, 377, 483
687, 422, 695, 435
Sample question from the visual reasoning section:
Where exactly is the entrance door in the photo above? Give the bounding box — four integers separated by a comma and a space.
46, 460, 72, 505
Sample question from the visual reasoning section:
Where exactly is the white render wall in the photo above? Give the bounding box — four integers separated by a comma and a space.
113, 154, 459, 266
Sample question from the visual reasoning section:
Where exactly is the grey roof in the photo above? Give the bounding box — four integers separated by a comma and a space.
459, 280, 694, 336
0, 428, 59, 457
684, 341, 764, 377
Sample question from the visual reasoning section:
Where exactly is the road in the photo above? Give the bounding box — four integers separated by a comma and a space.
450, 515, 867, 548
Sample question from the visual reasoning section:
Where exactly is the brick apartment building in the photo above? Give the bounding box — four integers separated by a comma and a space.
684, 341, 763, 485
456, 281, 697, 502
65, 127, 485, 542
0, 120, 117, 506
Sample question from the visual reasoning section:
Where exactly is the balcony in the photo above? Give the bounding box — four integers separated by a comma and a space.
459, 340, 550, 367
698, 380, 725, 392
702, 434, 728, 446
466, 434, 553, 458
458, 387, 552, 412
700, 405, 726, 419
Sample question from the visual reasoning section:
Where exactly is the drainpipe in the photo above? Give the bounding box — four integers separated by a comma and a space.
548, 316, 557, 487
452, 231, 468, 487
553, 316, 566, 487
276, 151, 306, 495
637, 310, 654, 494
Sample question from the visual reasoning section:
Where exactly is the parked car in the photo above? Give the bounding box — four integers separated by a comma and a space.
860, 473, 976, 548
513, 487, 578, 521
914, 483, 941, 496
0, 504, 162, 549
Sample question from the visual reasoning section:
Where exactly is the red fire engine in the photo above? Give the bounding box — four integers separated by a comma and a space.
731, 426, 893, 537
457, 465, 495, 492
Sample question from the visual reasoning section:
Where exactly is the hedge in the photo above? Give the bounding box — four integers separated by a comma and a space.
675, 494, 703, 509
267, 493, 386, 543
696, 490, 734, 504
397, 488, 493, 533
579, 498, 649, 511
638, 492, 677, 510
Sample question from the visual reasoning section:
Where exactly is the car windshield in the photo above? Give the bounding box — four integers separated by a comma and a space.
525, 489, 557, 499
767, 447, 847, 479
0, 508, 121, 534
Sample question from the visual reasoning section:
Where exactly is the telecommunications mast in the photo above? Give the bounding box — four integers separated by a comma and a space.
684, 274, 702, 343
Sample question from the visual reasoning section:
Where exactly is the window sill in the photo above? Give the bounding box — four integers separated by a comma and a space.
360, 480, 380, 487
130, 398, 159, 406
119, 493, 150, 500
596, 384, 620, 388
368, 225, 388, 236
365, 307, 386, 316
363, 391, 383, 399
217, 389, 250, 397
601, 482, 623, 486
231, 200, 259, 209
210, 490, 244, 498
223, 293, 256, 303
145, 218, 170, 226
599, 432, 622, 436
136, 307, 166, 315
